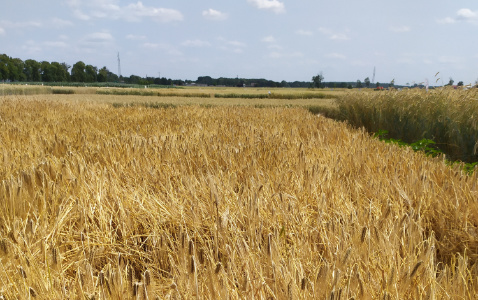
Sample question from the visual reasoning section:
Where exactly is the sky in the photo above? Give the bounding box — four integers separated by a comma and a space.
1, 0, 478, 85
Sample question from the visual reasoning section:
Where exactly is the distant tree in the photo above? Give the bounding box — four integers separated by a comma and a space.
457, 81, 464, 87
347, 84, 353, 89
447, 77, 454, 86
339, 82, 347, 88
8, 58, 25, 81
85, 64, 97, 82
0, 54, 9, 80
71, 61, 86, 82
376, 82, 380, 88
60, 62, 71, 81
281, 80, 290, 88
197, 76, 213, 86
364, 77, 371, 88
312, 72, 324, 88
154, 77, 171, 85
51, 62, 69, 81
24, 59, 41, 81
356, 80, 362, 88
390, 79, 395, 88
97, 67, 108, 82
127, 75, 142, 84
40, 61, 53, 81
107, 70, 119, 82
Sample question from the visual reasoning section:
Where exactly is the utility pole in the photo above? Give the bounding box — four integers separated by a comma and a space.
117, 52, 121, 80
372, 66, 376, 84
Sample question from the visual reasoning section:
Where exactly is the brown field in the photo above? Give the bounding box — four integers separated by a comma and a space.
1, 94, 478, 298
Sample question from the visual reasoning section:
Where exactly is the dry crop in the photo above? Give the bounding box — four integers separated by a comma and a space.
1, 97, 478, 298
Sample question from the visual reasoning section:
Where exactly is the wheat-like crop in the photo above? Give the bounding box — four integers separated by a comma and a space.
336, 88, 478, 163
0, 96, 477, 298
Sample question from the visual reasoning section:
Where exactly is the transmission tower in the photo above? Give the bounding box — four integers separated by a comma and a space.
117, 52, 122, 79
372, 66, 376, 84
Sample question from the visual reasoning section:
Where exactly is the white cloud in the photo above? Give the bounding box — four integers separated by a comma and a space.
21, 40, 42, 54
268, 51, 303, 59
50, 18, 74, 27
44, 41, 68, 48
218, 37, 246, 54
1, 20, 42, 29
85, 32, 114, 42
390, 26, 411, 33
457, 8, 477, 20
267, 44, 282, 50
437, 17, 455, 24
79, 32, 114, 50
247, 0, 285, 14
228, 40, 246, 47
397, 57, 414, 65
326, 53, 346, 60
202, 9, 228, 21
330, 33, 349, 40
439, 8, 478, 24
73, 9, 91, 21
296, 29, 313, 36
182, 39, 211, 47
438, 56, 461, 64
318, 27, 350, 40
68, 0, 183, 23
126, 34, 146, 40
141, 43, 182, 56
262, 36, 276, 43
125, 2, 183, 22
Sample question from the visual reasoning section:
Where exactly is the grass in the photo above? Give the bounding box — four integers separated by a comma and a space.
0, 84, 52, 96
1, 95, 478, 298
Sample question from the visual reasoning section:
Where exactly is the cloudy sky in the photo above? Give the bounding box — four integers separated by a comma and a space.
1, 0, 477, 85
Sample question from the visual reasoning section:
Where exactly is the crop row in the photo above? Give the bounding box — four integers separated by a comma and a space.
333, 88, 478, 163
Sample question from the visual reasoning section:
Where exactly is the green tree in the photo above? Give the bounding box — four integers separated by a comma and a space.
447, 77, 454, 86
457, 81, 464, 87
8, 58, 26, 81
97, 67, 108, 82
0, 54, 10, 80
71, 61, 86, 82
40, 61, 53, 81
356, 80, 362, 88
197, 76, 213, 85
312, 72, 324, 88
107, 70, 119, 82
24, 59, 41, 81
60, 63, 71, 81
364, 77, 371, 88
51, 62, 69, 81
390, 79, 395, 88
85, 65, 97, 82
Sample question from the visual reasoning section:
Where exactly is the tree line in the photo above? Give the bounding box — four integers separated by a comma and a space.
2, 53, 414, 88
0, 53, 182, 85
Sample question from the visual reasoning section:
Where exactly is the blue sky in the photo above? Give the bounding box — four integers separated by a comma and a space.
1, 0, 477, 85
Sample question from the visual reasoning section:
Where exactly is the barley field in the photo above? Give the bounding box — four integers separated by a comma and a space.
1, 94, 478, 299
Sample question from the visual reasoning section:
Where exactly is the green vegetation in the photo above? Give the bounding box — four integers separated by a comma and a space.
214, 92, 334, 99
51, 88, 75, 94
0, 85, 52, 96
97, 89, 208, 97
334, 88, 478, 163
